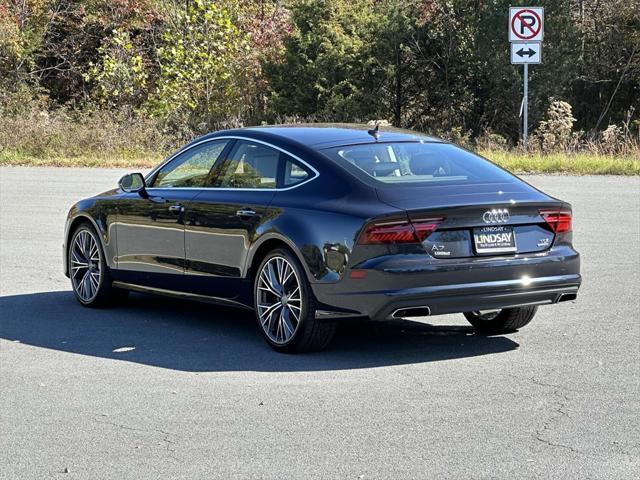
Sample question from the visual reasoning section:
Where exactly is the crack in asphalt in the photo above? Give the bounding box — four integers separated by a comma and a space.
92, 415, 180, 462
530, 377, 581, 455
611, 440, 640, 458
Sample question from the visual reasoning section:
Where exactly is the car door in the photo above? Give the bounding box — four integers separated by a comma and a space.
183, 139, 294, 298
114, 139, 230, 289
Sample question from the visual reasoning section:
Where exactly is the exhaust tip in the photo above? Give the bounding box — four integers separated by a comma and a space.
391, 306, 431, 319
557, 293, 577, 303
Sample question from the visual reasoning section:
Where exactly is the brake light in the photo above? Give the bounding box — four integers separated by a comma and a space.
359, 218, 443, 244
412, 219, 445, 241
540, 209, 572, 233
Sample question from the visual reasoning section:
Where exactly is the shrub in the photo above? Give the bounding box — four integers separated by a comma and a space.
433, 126, 472, 148
475, 130, 509, 150
599, 124, 624, 154
0, 108, 184, 162
534, 100, 576, 152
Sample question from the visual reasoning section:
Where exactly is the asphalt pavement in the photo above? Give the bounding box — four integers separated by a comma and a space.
1, 167, 639, 479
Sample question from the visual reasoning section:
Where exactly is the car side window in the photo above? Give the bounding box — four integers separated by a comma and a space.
152, 140, 228, 188
210, 141, 280, 189
283, 158, 310, 187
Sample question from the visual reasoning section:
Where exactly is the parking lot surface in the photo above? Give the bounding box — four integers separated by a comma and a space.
1, 167, 639, 479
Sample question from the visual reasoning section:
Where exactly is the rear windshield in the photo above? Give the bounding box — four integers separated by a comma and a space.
322, 142, 516, 186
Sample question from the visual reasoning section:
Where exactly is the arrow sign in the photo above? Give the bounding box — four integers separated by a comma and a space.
516, 47, 536, 58
511, 42, 541, 64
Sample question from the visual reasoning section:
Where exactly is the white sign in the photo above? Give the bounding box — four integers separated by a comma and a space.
509, 7, 544, 42
511, 42, 542, 64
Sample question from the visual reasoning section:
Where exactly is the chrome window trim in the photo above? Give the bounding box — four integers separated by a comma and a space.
145, 135, 320, 192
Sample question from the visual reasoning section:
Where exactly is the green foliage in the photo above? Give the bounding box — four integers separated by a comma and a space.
0, 0, 161, 107
570, 0, 640, 129
147, 0, 249, 131
0, 0, 638, 151
0, 1, 48, 108
85, 29, 149, 109
265, 0, 385, 121
0, 5, 23, 75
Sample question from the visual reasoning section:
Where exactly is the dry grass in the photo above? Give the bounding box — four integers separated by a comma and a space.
1, 110, 639, 174
0, 109, 180, 168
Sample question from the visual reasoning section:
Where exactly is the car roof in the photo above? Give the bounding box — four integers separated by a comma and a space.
238, 123, 443, 149
151, 124, 445, 185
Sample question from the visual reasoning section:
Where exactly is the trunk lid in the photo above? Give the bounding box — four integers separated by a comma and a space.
376, 182, 562, 258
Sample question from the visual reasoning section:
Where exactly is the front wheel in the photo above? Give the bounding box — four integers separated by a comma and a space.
254, 248, 336, 353
68, 223, 128, 307
464, 306, 538, 334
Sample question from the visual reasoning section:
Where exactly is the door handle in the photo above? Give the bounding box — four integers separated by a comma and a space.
169, 204, 184, 214
236, 208, 257, 217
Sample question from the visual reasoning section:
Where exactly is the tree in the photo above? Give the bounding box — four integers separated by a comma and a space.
1, 0, 638, 142
237, 0, 292, 122
85, 28, 149, 109
571, 0, 640, 132
147, 0, 249, 130
0, 0, 160, 108
265, 0, 386, 121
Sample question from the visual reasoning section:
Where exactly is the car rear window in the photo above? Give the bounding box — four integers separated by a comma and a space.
322, 142, 516, 185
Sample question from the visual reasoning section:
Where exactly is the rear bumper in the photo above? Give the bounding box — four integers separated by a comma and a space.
311, 247, 581, 320
374, 275, 580, 319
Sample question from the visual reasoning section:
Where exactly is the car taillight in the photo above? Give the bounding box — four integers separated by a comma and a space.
412, 219, 445, 241
358, 218, 443, 244
540, 209, 572, 233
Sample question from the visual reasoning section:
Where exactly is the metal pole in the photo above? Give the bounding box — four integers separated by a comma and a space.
523, 63, 528, 150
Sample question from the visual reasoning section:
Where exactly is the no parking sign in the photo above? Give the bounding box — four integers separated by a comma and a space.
509, 7, 544, 42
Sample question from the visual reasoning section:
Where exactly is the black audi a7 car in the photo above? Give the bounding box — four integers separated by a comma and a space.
64, 124, 581, 352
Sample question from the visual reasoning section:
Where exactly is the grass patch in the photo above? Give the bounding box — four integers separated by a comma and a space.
0, 150, 163, 169
1, 148, 638, 175
481, 151, 640, 176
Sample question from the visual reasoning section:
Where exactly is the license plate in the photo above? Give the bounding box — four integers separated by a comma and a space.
473, 226, 517, 254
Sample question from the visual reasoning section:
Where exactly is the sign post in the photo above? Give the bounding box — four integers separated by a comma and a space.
523, 63, 528, 149
509, 7, 544, 150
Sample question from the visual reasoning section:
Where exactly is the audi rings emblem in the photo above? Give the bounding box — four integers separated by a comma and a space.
483, 208, 510, 224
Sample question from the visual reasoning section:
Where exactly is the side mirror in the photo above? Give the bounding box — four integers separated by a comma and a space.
118, 173, 146, 194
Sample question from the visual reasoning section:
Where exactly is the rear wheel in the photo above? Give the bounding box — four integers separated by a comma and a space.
68, 223, 128, 307
464, 306, 538, 334
254, 248, 336, 353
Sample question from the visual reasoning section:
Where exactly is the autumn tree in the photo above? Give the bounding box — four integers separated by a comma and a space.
147, 0, 249, 131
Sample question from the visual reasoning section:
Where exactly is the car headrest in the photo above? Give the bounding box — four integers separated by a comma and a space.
410, 153, 443, 176
345, 150, 373, 166
245, 149, 279, 177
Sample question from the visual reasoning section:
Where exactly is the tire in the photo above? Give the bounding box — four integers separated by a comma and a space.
463, 306, 538, 334
254, 248, 336, 353
68, 222, 127, 308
